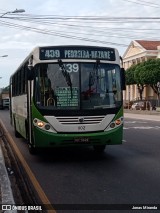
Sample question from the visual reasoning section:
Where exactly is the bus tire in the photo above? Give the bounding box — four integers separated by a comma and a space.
28, 144, 37, 155
93, 145, 106, 153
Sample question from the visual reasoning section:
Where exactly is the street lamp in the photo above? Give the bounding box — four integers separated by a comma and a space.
0, 9, 25, 17
11, 9, 25, 14
0, 55, 8, 58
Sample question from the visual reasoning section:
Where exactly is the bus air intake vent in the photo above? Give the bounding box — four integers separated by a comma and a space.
56, 115, 105, 125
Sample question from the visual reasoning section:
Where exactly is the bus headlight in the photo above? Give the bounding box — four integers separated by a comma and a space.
110, 123, 115, 128
33, 118, 56, 133
45, 124, 51, 130
37, 121, 44, 128
105, 116, 123, 131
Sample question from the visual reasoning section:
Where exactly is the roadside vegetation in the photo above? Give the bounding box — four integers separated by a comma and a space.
125, 58, 160, 100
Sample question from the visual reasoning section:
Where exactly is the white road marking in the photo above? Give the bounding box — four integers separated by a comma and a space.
125, 121, 147, 124
124, 126, 160, 130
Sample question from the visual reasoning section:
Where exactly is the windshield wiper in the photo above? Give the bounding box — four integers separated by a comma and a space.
58, 59, 73, 98
88, 59, 100, 93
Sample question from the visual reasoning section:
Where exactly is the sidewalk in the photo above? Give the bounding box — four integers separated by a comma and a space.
0, 143, 17, 212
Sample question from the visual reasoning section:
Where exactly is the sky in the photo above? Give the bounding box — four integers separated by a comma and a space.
0, 0, 160, 88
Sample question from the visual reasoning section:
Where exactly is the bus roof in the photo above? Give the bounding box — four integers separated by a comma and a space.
11, 45, 120, 78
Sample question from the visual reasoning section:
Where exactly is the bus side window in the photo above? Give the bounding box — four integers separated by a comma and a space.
39, 70, 55, 106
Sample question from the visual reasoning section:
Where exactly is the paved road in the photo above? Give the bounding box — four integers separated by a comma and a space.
0, 110, 160, 213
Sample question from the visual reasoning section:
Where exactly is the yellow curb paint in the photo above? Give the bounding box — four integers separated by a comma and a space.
0, 119, 56, 213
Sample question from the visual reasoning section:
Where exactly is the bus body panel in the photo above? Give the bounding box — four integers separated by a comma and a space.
11, 94, 27, 138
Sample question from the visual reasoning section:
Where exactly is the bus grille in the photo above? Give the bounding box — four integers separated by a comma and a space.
55, 115, 105, 125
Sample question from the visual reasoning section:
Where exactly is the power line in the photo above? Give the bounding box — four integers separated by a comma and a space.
0, 14, 160, 48
0, 20, 129, 47
140, 0, 160, 6
122, 0, 160, 8
2, 14, 160, 20
1, 15, 159, 40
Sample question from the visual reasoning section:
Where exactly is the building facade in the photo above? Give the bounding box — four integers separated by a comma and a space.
123, 40, 160, 106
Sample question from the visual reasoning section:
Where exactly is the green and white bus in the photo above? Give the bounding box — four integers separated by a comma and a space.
10, 45, 125, 154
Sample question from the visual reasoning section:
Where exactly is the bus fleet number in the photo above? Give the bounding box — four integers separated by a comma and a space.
64, 63, 79, 73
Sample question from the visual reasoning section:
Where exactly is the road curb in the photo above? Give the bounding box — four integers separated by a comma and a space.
0, 118, 56, 213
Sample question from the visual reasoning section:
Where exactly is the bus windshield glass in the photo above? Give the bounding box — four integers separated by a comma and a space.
34, 62, 122, 110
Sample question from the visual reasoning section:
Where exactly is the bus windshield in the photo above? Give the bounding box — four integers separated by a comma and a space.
34, 62, 122, 110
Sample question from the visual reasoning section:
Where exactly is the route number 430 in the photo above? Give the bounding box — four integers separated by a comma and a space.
64, 63, 79, 73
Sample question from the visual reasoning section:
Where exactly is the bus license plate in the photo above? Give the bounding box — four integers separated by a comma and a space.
74, 137, 89, 143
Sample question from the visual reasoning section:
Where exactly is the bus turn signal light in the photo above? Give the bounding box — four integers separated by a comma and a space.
115, 119, 121, 125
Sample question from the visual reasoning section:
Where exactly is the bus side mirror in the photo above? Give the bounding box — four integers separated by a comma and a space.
27, 66, 34, 80
27, 56, 34, 80
121, 68, 126, 90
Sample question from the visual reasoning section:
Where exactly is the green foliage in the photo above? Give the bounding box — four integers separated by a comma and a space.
2, 86, 9, 93
134, 62, 145, 84
125, 64, 137, 85
135, 59, 160, 85
125, 58, 160, 97
135, 59, 160, 95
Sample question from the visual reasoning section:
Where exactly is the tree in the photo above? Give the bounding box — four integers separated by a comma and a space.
135, 59, 160, 99
126, 58, 160, 103
125, 63, 145, 100
134, 62, 147, 100
125, 64, 137, 85
2, 85, 9, 92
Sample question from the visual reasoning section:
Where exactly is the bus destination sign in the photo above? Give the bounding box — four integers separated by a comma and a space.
39, 46, 115, 61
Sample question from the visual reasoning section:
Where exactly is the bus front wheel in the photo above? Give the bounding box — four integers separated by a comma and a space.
93, 145, 106, 153
28, 144, 37, 155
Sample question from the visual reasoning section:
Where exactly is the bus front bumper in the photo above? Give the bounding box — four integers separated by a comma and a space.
32, 125, 123, 148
